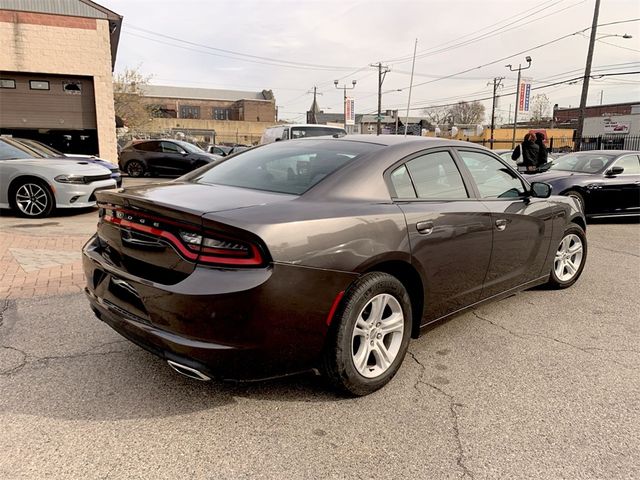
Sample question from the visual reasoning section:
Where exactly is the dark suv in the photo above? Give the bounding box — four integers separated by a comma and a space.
118, 140, 222, 177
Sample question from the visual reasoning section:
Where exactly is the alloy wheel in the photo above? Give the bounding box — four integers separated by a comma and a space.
127, 161, 144, 177
351, 293, 404, 379
554, 233, 584, 282
15, 183, 49, 217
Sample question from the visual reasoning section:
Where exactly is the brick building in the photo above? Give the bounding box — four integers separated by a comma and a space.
0, 0, 121, 162
142, 85, 276, 123
135, 85, 277, 145
553, 101, 639, 126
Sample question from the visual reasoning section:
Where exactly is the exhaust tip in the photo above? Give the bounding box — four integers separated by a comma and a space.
167, 360, 211, 382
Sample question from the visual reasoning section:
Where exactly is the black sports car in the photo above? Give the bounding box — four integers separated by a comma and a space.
529, 150, 640, 218
119, 139, 222, 177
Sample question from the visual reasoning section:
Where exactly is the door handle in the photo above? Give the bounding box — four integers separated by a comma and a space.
495, 219, 508, 231
416, 221, 434, 235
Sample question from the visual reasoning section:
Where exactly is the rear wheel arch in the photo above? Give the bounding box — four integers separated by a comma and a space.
362, 260, 424, 338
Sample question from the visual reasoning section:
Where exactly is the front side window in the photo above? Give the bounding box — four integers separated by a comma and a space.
0, 140, 35, 160
188, 140, 380, 195
551, 153, 615, 173
613, 154, 640, 175
458, 150, 526, 198
161, 142, 184, 154
403, 150, 468, 199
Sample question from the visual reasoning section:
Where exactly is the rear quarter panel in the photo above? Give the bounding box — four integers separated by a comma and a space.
204, 200, 411, 272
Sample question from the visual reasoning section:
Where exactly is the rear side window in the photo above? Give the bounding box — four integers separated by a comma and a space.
390, 165, 416, 198
403, 151, 468, 199
190, 140, 380, 195
458, 150, 526, 198
134, 141, 160, 152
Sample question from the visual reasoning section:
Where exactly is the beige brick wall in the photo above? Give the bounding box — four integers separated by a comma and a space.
150, 118, 276, 145
0, 13, 117, 163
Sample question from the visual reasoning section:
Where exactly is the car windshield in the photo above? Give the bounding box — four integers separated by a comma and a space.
175, 140, 204, 154
550, 153, 616, 173
21, 140, 64, 157
0, 140, 38, 160
188, 140, 381, 195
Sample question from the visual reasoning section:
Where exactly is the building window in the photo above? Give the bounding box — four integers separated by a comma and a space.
29, 80, 50, 90
0, 79, 16, 89
213, 108, 231, 120
63, 81, 82, 95
180, 105, 200, 119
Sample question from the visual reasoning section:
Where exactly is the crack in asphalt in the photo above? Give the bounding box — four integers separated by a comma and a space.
0, 340, 131, 377
0, 299, 10, 328
408, 350, 474, 480
472, 311, 636, 369
591, 242, 640, 258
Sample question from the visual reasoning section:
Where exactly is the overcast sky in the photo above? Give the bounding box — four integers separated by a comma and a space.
103, 0, 640, 122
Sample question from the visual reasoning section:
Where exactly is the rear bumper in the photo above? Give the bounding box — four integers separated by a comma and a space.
83, 236, 358, 380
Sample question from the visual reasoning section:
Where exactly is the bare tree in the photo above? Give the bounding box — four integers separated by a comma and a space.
530, 94, 551, 123
422, 106, 451, 127
113, 67, 153, 132
449, 101, 485, 125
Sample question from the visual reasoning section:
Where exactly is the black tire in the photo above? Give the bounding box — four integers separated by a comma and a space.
546, 224, 587, 289
10, 178, 55, 218
125, 160, 145, 178
564, 190, 585, 213
322, 272, 412, 396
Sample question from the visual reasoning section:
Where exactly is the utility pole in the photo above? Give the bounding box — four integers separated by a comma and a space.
370, 62, 390, 135
506, 56, 532, 149
306, 86, 323, 124
575, 0, 600, 151
488, 76, 504, 150
334, 79, 357, 131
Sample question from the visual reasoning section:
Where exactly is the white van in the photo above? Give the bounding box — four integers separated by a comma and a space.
260, 124, 347, 144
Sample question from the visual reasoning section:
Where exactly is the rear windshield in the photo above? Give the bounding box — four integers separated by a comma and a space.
290, 126, 346, 139
188, 140, 380, 195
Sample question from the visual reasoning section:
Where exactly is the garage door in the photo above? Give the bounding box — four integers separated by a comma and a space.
0, 72, 96, 130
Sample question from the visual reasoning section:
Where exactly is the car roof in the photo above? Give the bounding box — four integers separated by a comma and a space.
566, 150, 637, 155
303, 134, 482, 148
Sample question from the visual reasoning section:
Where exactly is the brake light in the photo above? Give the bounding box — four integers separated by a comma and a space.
100, 206, 264, 267
179, 230, 263, 265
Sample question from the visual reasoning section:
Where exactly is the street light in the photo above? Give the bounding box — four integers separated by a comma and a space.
506, 56, 532, 148
334, 79, 357, 131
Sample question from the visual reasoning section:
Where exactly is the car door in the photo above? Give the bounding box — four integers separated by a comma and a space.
159, 141, 189, 174
607, 154, 640, 213
389, 148, 493, 322
454, 148, 555, 299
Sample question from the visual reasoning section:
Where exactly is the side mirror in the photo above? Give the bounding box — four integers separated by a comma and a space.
531, 182, 552, 198
181, 151, 188, 156
605, 166, 624, 176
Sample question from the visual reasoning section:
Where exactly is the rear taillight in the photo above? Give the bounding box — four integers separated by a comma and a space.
179, 230, 263, 265
99, 205, 264, 267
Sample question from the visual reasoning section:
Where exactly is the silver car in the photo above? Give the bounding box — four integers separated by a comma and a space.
0, 138, 116, 218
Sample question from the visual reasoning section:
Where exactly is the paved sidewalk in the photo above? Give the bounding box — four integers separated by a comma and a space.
0, 220, 93, 299
0, 178, 160, 299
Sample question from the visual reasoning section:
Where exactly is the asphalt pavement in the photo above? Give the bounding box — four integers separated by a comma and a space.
0, 206, 638, 479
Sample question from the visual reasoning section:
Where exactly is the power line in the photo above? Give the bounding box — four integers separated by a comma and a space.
394, 18, 640, 91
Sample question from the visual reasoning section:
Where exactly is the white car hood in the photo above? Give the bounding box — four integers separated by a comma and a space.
4, 158, 111, 174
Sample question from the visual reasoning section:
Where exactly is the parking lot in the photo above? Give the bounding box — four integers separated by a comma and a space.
0, 180, 638, 479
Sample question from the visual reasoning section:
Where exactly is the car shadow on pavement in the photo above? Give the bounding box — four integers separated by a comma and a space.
0, 206, 97, 219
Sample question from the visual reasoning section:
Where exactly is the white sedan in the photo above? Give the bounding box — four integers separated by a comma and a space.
0, 139, 117, 218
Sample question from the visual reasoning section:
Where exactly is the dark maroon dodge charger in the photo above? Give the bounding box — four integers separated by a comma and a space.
84, 136, 587, 395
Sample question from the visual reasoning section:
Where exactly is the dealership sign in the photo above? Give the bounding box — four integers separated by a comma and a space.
518, 77, 532, 114
345, 97, 355, 125
603, 118, 630, 134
